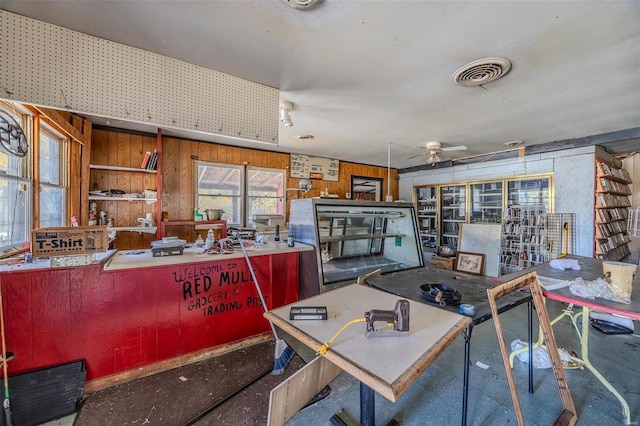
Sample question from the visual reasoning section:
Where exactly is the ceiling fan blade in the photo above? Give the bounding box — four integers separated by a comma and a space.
441, 145, 467, 152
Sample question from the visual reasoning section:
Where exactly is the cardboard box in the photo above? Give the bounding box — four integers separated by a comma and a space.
31, 226, 109, 257
430, 255, 455, 270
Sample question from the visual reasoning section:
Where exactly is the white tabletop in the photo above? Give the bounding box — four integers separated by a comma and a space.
265, 283, 471, 402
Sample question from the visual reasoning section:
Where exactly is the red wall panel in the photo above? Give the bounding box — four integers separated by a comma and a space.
0, 251, 299, 381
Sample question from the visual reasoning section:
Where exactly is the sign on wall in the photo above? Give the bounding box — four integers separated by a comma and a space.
290, 154, 340, 181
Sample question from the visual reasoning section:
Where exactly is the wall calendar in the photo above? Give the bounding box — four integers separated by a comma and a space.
290, 154, 340, 181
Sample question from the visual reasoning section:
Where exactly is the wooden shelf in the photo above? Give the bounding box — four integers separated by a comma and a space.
111, 226, 157, 234
88, 196, 157, 202
90, 164, 157, 173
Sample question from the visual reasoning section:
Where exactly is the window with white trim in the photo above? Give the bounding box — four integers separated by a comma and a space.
39, 127, 68, 227
0, 105, 32, 254
195, 162, 285, 226
0, 102, 70, 256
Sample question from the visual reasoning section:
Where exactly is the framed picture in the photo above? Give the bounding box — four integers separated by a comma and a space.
455, 252, 485, 275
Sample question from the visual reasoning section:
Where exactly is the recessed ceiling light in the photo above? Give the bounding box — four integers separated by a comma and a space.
505, 140, 524, 147
297, 134, 314, 141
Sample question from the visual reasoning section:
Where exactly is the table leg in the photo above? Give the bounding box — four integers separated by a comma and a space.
461, 324, 473, 426
528, 300, 533, 394
576, 307, 631, 424
361, 382, 375, 426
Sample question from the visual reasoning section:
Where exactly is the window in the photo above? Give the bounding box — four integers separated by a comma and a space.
39, 128, 67, 227
195, 162, 285, 226
0, 105, 32, 254
247, 166, 284, 224
196, 162, 243, 224
0, 102, 71, 256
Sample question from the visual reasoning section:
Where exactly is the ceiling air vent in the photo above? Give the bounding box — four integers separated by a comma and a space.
282, 0, 323, 10
452, 58, 512, 87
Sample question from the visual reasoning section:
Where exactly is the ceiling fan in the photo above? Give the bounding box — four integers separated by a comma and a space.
408, 141, 467, 165
0, 110, 29, 157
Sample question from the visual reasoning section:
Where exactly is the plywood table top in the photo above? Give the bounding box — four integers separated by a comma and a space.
265, 283, 471, 402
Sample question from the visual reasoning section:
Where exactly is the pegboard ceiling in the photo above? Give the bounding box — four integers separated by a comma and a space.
1, 1, 639, 168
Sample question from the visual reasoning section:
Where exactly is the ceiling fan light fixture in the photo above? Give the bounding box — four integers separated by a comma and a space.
428, 152, 442, 164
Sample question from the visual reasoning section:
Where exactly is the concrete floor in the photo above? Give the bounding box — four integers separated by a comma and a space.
44, 299, 639, 425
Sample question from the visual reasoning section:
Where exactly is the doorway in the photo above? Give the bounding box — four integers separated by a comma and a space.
350, 176, 382, 201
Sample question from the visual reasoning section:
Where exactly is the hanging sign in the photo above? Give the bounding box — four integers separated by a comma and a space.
290, 154, 339, 181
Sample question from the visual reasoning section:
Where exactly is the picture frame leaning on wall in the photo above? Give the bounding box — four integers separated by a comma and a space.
455, 252, 485, 275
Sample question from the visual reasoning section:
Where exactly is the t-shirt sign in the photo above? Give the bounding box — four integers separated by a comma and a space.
290, 154, 339, 181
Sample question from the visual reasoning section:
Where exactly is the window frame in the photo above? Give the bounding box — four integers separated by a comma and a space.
246, 165, 285, 226
38, 124, 69, 228
0, 103, 33, 255
194, 162, 286, 227
0, 102, 72, 257
194, 161, 244, 226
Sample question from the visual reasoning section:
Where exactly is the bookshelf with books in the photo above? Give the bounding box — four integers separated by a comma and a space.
499, 177, 551, 274
500, 203, 549, 274
89, 129, 162, 248
594, 158, 632, 261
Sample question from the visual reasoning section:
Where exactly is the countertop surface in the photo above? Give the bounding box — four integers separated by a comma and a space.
0, 242, 312, 273
103, 242, 313, 271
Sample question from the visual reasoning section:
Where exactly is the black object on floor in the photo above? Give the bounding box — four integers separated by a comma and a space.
590, 318, 633, 335
9, 359, 86, 426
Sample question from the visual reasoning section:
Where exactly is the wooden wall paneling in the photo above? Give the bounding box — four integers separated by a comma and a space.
162, 137, 180, 220
31, 269, 72, 367
90, 129, 108, 165
70, 266, 116, 379
112, 269, 145, 372
211, 256, 272, 347
135, 267, 162, 365
68, 138, 81, 224
198, 140, 213, 164
179, 139, 195, 220
2, 272, 33, 375
217, 142, 229, 164
79, 120, 93, 225
269, 252, 299, 307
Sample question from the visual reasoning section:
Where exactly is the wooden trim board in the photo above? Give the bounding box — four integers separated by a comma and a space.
267, 356, 342, 426
487, 271, 576, 426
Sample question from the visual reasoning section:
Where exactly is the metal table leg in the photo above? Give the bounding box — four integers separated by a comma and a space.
461, 324, 473, 426
528, 300, 534, 393
361, 382, 375, 426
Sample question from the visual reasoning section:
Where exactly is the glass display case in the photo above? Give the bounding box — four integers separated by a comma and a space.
470, 181, 502, 224
289, 199, 424, 289
415, 186, 437, 252
440, 184, 466, 249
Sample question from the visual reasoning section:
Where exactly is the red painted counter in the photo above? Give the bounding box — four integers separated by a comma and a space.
0, 243, 311, 382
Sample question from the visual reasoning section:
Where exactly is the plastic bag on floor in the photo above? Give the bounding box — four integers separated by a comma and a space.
510, 340, 575, 369
511, 339, 552, 369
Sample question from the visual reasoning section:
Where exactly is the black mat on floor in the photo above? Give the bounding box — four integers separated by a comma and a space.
74, 341, 307, 425
10, 359, 86, 426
